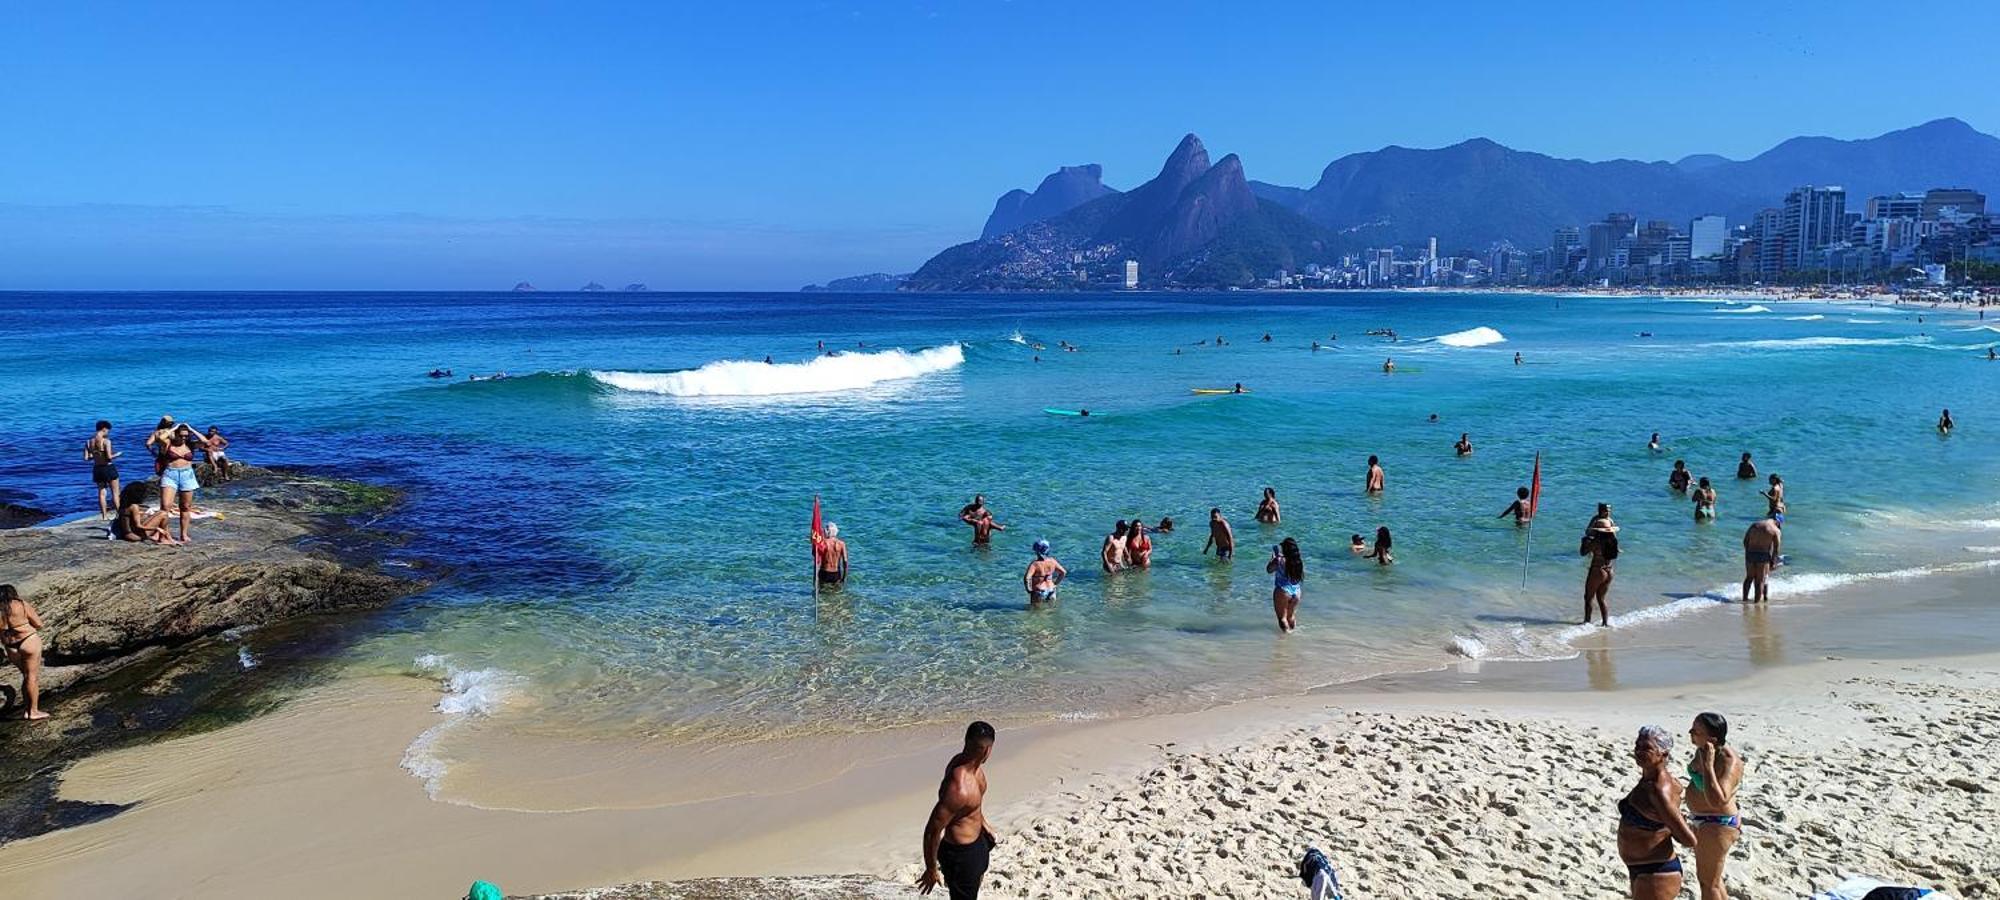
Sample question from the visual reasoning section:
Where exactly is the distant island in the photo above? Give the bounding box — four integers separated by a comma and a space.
579, 281, 606, 292
896, 118, 2000, 290
800, 272, 909, 292
511, 281, 537, 292
622, 283, 649, 292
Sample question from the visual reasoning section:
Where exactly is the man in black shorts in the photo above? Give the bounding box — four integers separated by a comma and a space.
919, 721, 999, 899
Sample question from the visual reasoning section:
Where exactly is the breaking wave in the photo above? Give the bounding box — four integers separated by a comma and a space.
401, 654, 525, 799
1784, 314, 1826, 321
1431, 326, 1507, 348
1716, 304, 1773, 314
590, 344, 964, 397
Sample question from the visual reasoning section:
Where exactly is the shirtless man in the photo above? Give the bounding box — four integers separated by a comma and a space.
1498, 486, 1532, 525
1454, 433, 1473, 456
84, 419, 122, 518
1742, 516, 1782, 603
1101, 521, 1129, 573
1022, 541, 1066, 606
1202, 507, 1235, 559
1668, 460, 1692, 493
1735, 452, 1757, 480
815, 523, 849, 588
1365, 455, 1385, 494
1382, 358, 1395, 373
203, 426, 232, 481
967, 509, 1007, 546
957, 495, 987, 530
3, 585, 48, 721
918, 721, 999, 899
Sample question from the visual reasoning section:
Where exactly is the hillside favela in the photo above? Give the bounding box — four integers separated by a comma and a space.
3, 4, 1999, 900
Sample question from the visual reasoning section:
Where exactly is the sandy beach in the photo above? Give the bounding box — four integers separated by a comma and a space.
3, 627, 1995, 899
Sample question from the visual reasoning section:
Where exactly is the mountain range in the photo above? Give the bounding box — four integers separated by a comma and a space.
899, 118, 1998, 291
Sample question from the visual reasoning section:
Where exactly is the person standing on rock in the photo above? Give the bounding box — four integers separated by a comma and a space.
3, 585, 49, 721
84, 419, 122, 519
160, 424, 202, 543
919, 721, 999, 899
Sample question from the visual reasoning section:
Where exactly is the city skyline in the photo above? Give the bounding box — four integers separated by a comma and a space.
3, 0, 1998, 290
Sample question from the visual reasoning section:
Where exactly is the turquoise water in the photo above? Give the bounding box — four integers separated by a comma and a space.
5, 290, 1999, 748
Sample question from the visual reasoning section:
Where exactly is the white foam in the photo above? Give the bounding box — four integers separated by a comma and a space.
1697, 335, 1933, 351
1007, 330, 1028, 345
401, 654, 525, 799
1843, 318, 1885, 324
1554, 594, 1726, 644
1964, 546, 2000, 554
1716, 304, 1772, 314
1960, 324, 2000, 334
590, 344, 964, 397
237, 647, 259, 670
1433, 326, 1507, 348
1784, 314, 1826, 321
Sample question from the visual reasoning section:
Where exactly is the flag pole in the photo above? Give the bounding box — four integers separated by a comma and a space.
1521, 452, 1541, 590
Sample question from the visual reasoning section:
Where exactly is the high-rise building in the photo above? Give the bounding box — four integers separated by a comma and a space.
1124, 259, 1139, 289
1922, 188, 1987, 221
1375, 248, 1395, 285
1551, 226, 1580, 256
1586, 214, 1634, 272
1752, 208, 1785, 279
1781, 185, 1846, 272
1865, 192, 1925, 220
1689, 215, 1726, 259
1425, 237, 1438, 283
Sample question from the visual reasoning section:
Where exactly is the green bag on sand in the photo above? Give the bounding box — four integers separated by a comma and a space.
466, 881, 504, 900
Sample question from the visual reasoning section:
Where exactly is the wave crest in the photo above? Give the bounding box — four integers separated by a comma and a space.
402, 654, 525, 798
591, 344, 964, 397
1716, 304, 1772, 314
1432, 326, 1507, 348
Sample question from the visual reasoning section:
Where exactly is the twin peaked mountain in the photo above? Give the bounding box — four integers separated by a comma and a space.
906, 134, 1330, 291
904, 118, 2000, 291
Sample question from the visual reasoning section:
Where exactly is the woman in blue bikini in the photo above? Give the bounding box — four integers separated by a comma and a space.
1266, 537, 1303, 632
1619, 725, 1699, 899
1685, 712, 1743, 900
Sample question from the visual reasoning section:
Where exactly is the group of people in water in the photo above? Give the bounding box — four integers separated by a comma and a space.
84, 415, 233, 546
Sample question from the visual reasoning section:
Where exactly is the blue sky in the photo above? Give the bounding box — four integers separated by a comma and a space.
2, 0, 1994, 290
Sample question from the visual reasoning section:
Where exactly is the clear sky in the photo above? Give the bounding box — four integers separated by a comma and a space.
2, 0, 1994, 291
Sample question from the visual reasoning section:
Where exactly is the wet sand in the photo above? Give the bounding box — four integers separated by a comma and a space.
2, 571, 1998, 899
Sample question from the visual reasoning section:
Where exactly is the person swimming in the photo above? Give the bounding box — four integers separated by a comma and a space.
1382, 357, 1395, 373
1232, 382, 1245, 394
1513, 352, 1522, 365
1735, 453, 1756, 479
1365, 456, 1384, 494
1454, 433, 1473, 456
1022, 540, 1066, 606
1348, 534, 1366, 554
1668, 460, 1691, 493
1938, 408, 1955, 434
1648, 432, 1661, 453
1498, 486, 1532, 525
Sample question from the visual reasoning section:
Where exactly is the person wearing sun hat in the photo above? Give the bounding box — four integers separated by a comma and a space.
1579, 503, 1620, 627
1022, 539, 1066, 606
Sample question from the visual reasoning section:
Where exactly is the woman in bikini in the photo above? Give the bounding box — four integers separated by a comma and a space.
1266, 537, 1304, 632
1693, 478, 1717, 522
3, 585, 49, 721
1255, 487, 1280, 524
115, 482, 178, 544
1619, 725, 1698, 899
1124, 519, 1153, 569
1580, 506, 1618, 627
1685, 712, 1743, 900
1022, 540, 1066, 606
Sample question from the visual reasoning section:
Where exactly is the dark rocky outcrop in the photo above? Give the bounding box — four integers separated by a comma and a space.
801, 272, 910, 292
0, 467, 427, 844
1, 503, 51, 530
906, 134, 1329, 290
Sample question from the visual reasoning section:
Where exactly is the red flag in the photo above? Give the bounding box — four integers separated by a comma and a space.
1527, 453, 1542, 521
811, 495, 825, 565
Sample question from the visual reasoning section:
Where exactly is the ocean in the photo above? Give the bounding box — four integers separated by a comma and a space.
4, 290, 1998, 797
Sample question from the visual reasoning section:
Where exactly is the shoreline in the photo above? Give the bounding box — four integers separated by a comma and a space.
3, 555, 1998, 898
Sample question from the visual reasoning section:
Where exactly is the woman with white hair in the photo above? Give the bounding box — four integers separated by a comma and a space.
1619, 725, 1698, 898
